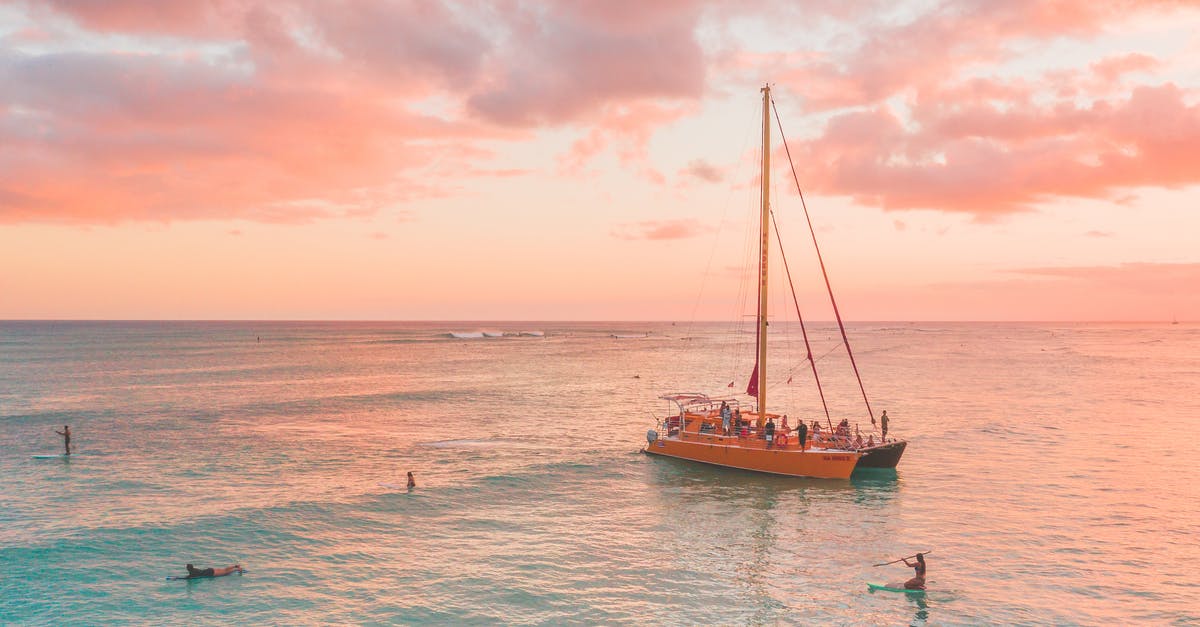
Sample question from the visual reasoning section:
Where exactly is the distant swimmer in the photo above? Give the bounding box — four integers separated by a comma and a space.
54, 425, 71, 455
185, 563, 244, 579
901, 553, 927, 590
407, 471, 416, 489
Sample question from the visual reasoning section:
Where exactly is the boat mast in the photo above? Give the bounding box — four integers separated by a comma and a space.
756, 84, 770, 427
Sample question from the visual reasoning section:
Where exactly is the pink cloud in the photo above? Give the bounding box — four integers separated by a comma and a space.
680, 159, 725, 183
3, 1, 714, 224
465, 1, 706, 126
788, 81, 1200, 215
5, 0, 1200, 226
611, 218, 713, 240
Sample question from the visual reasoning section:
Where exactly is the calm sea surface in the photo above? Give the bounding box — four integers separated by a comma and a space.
1, 321, 1197, 625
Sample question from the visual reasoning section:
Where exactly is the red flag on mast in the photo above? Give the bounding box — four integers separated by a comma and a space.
746, 363, 759, 396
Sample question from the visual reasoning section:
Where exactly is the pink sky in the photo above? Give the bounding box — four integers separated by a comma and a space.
1, 0, 1198, 321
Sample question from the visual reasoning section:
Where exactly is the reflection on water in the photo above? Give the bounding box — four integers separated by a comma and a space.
910, 594, 929, 626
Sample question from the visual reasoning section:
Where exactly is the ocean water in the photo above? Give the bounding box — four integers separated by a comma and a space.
1, 321, 1197, 625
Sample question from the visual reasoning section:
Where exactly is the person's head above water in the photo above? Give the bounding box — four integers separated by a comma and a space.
916, 553, 925, 564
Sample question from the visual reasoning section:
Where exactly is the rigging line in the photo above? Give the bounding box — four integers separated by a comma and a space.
769, 337, 849, 388
767, 339, 847, 392
770, 208, 833, 427
770, 96, 876, 425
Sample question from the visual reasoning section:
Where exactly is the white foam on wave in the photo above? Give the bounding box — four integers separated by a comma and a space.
448, 332, 485, 339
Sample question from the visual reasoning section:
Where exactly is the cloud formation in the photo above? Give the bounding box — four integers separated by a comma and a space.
611, 218, 713, 240
1, 0, 1198, 224
0, 0, 708, 224
772, 1, 1200, 216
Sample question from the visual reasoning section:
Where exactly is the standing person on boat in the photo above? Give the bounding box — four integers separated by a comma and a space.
901, 553, 926, 590
54, 425, 71, 455
796, 419, 808, 451
880, 410, 889, 442
764, 416, 776, 447
719, 402, 732, 435
406, 471, 416, 489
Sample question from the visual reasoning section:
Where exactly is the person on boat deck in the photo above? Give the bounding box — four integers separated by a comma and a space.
880, 410, 889, 442
902, 553, 926, 590
764, 417, 776, 447
719, 402, 732, 435
797, 419, 808, 451
866, 434, 874, 447
185, 563, 243, 579
781, 415, 790, 434
406, 471, 416, 489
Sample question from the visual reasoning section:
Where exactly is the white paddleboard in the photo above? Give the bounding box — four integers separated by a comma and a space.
33, 454, 71, 458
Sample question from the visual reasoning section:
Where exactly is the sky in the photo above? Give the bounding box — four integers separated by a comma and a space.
1, 0, 1198, 321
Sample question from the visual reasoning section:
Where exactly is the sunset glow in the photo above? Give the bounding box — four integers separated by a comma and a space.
2, 1, 1198, 321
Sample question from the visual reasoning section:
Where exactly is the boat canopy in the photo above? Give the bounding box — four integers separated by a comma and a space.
659, 393, 744, 414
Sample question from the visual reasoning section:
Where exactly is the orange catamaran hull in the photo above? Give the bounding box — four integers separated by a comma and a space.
645, 436, 859, 478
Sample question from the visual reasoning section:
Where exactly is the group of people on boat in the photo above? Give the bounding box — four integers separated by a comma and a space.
701, 402, 889, 453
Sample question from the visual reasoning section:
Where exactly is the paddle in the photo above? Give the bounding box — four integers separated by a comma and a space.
872, 550, 932, 567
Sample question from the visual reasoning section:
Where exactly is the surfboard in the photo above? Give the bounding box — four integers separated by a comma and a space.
868, 582, 926, 595
378, 482, 411, 490
32, 454, 71, 458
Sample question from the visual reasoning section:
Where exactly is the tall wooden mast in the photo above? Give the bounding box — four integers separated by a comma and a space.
756, 84, 771, 426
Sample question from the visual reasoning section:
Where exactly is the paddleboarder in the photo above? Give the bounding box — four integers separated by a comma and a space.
54, 425, 71, 456
407, 471, 416, 489
901, 552, 926, 590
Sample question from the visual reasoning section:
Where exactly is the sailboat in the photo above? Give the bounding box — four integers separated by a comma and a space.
643, 84, 904, 478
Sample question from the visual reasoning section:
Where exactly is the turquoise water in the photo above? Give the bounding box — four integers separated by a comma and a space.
2, 321, 1198, 625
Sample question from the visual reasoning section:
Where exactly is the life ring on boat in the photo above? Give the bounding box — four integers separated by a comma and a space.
774, 433, 788, 447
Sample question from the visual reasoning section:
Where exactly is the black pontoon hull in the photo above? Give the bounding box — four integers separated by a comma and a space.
855, 440, 907, 468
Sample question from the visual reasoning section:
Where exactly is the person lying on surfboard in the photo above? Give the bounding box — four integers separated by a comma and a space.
901, 553, 926, 590
184, 563, 244, 579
